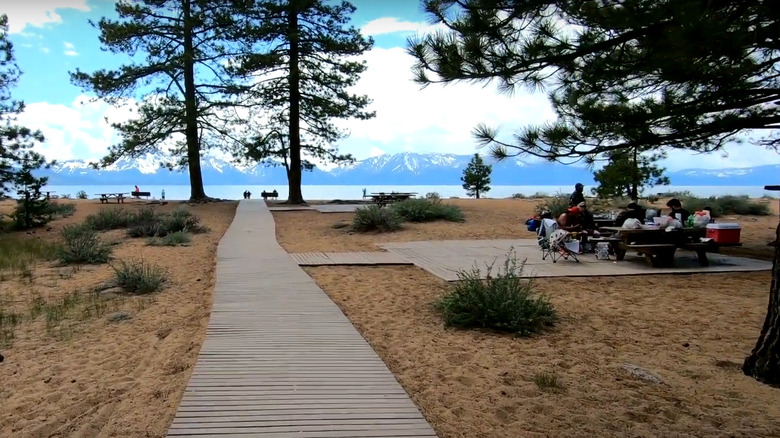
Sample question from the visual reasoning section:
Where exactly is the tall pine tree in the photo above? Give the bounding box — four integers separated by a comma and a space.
70, 0, 249, 201
0, 14, 49, 204
229, 0, 374, 204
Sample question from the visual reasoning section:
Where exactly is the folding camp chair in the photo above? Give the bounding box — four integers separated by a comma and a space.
537, 218, 580, 263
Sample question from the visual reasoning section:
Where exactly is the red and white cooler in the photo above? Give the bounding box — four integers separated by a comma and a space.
705, 223, 741, 244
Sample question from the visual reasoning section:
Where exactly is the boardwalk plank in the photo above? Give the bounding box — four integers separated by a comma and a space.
167, 200, 436, 437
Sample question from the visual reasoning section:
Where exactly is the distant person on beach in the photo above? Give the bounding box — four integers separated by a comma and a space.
161, 189, 165, 200
362, 188, 367, 199
569, 183, 585, 207
134, 185, 140, 193
246, 191, 251, 199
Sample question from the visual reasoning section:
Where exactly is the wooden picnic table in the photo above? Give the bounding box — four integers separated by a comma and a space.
598, 226, 739, 267
96, 192, 129, 204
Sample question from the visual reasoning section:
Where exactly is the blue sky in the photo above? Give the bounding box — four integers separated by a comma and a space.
4, 0, 780, 171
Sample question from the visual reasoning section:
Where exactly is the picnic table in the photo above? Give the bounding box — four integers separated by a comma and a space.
599, 226, 741, 267
370, 192, 417, 207
96, 192, 129, 204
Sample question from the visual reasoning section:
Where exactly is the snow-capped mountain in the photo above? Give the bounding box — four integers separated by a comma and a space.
37, 151, 779, 186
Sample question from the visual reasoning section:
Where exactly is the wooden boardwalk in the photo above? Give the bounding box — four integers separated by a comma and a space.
168, 200, 437, 437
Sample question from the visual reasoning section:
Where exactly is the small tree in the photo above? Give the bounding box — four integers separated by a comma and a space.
592, 148, 669, 201
0, 14, 51, 228
461, 153, 492, 199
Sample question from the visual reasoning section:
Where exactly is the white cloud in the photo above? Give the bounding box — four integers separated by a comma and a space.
663, 145, 780, 171
64, 50, 78, 56
17, 95, 136, 162
334, 46, 556, 159
361, 17, 447, 38
4, 1, 91, 34
64, 41, 74, 49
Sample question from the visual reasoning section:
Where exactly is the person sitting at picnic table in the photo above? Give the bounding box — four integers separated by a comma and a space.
557, 206, 583, 233
615, 202, 646, 227
569, 183, 585, 207
666, 198, 691, 224
576, 202, 599, 234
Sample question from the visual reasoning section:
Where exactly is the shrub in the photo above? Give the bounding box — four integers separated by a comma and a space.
0, 235, 51, 272
535, 193, 570, 217
112, 259, 168, 294
352, 205, 403, 232
129, 206, 161, 225
84, 208, 133, 230
165, 207, 207, 233
57, 226, 113, 264
511, 193, 527, 199
436, 250, 556, 336
76, 190, 88, 199
391, 198, 464, 222
676, 194, 771, 217
127, 220, 168, 238
425, 192, 441, 200
148, 231, 191, 246
45, 202, 76, 217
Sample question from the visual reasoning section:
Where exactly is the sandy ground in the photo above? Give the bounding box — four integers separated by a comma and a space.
0, 198, 237, 438
275, 198, 780, 438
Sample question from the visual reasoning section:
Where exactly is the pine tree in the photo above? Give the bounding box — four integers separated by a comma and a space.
70, 0, 248, 201
408, 0, 780, 385
0, 14, 50, 229
461, 153, 491, 199
593, 148, 669, 201
229, 0, 374, 204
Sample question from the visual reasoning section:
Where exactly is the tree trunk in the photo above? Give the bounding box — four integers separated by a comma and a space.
182, 0, 208, 201
285, 4, 305, 204
475, 190, 480, 199
743, 221, 780, 385
630, 147, 639, 201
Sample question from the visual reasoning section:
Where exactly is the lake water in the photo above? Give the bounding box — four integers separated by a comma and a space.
41, 184, 778, 201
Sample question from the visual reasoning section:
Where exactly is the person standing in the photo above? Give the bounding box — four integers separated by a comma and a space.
569, 183, 585, 207
161, 189, 166, 200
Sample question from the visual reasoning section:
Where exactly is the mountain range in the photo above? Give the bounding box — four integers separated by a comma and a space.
37, 152, 780, 186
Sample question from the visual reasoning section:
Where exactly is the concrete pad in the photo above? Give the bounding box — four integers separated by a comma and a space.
312, 204, 367, 213
378, 239, 772, 281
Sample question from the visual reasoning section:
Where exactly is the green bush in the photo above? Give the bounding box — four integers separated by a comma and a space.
57, 226, 113, 264
436, 250, 556, 336
535, 193, 570, 218
84, 208, 133, 230
127, 221, 168, 238
148, 231, 191, 246
129, 206, 162, 225
112, 259, 168, 294
76, 190, 88, 199
352, 205, 403, 232
677, 195, 771, 217
165, 207, 207, 233
391, 198, 465, 222
45, 202, 76, 217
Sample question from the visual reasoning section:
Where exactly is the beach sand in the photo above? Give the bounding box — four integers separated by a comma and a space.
276, 198, 780, 438
0, 198, 237, 438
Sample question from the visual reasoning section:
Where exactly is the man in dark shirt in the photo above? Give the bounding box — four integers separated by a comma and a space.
666, 198, 691, 224
569, 183, 585, 207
